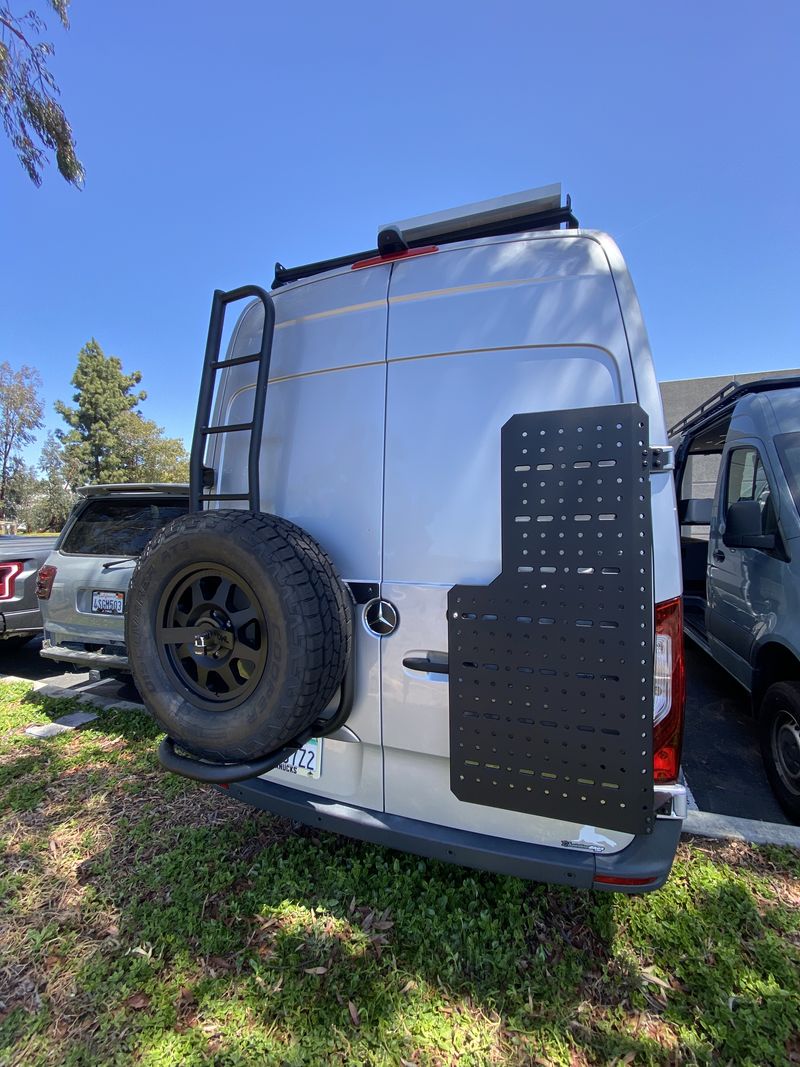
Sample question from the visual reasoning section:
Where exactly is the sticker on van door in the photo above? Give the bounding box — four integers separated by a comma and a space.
448, 405, 655, 835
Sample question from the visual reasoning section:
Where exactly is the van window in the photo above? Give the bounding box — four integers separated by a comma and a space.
726, 447, 775, 534
679, 452, 721, 505
61, 498, 189, 556
776, 433, 800, 518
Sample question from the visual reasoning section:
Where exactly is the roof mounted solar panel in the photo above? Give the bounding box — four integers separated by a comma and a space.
377, 183, 577, 254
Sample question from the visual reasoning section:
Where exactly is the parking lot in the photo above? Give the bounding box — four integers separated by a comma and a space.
0, 634, 791, 827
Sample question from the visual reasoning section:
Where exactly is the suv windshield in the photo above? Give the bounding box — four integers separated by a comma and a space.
60, 497, 189, 556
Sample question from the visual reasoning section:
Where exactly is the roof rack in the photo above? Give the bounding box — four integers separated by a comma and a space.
668, 380, 742, 438
273, 184, 578, 289
668, 375, 800, 438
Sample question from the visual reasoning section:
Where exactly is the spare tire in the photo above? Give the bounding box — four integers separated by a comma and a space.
126, 510, 352, 762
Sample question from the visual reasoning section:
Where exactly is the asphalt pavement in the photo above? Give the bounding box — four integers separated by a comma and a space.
0, 634, 793, 827
682, 642, 789, 824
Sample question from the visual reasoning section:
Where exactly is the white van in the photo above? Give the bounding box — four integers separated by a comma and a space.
127, 185, 687, 892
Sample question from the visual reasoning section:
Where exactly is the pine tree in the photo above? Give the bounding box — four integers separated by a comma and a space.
55, 340, 189, 487
55, 339, 147, 484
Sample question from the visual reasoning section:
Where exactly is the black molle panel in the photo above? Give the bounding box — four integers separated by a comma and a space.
448, 405, 655, 835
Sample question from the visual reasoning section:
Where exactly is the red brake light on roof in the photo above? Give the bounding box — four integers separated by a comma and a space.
652, 596, 685, 783
0, 561, 23, 601
36, 565, 57, 600
351, 245, 438, 270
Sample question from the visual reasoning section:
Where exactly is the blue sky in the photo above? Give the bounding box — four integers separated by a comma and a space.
1, 0, 798, 464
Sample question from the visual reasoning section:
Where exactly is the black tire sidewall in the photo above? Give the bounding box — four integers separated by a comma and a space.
127, 513, 343, 761
759, 681, 800, 823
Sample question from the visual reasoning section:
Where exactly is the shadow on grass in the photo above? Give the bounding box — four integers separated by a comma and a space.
3, 693, 799, 1065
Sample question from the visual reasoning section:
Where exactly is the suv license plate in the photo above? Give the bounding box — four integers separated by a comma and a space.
91, 590, 125, 615
276, 738, 321, 779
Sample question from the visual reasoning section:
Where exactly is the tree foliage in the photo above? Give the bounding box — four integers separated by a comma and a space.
0, 0, 83, 186
4, 433, 76, 532
111, 410, 189, 484
0, 360, 43, 507
55, 339, 147, 484
56, 339, 189, 487
3, 457, 39, 525
34, 430, 75, 529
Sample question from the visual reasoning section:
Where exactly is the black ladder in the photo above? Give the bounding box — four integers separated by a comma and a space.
190, 285, 275, 513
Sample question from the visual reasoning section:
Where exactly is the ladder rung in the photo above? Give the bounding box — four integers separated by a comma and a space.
201, 422, 253, 436
202, 493, 249, 501
211, 352, 262, 370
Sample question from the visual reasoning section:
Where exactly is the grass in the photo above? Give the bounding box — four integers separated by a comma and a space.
0, 680, 798, 1066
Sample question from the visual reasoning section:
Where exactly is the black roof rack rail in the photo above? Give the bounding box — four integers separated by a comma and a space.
668, 379, 742, 438
273, 192, 578, 289
668, 375, 800, 439
273, 248, 377, 289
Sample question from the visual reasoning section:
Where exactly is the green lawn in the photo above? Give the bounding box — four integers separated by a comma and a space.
1, 680, 799, 1066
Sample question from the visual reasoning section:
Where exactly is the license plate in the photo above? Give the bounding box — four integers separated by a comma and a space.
91, 590, 125, 615
276, 738, 321, 779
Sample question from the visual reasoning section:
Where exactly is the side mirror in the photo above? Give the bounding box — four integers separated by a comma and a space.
723, 500, 776, 550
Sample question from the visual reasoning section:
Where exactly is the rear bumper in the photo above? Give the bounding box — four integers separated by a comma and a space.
225, 777, 684, 893
40, 640, 129, 670
0, 607, 42, 636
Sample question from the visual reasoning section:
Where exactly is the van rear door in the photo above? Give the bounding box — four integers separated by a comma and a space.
380, 234, 650, 853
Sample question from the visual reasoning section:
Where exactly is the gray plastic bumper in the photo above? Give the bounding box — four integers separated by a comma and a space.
0, 608, 42, 636
225, 777, 683, 893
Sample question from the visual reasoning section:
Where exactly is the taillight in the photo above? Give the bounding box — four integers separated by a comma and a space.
36, 565, 57, 600
593, 874, 659, 887
652, 596, 685, 782
0, 561, 23, 600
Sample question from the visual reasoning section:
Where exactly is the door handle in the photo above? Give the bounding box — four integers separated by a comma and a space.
403, 652, 449, 675
713, 549, 725, 563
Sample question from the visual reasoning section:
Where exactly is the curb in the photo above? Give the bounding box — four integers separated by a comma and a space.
683, 809, 800, 849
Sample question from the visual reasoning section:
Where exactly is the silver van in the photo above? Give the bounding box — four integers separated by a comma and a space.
672, 376, 800, 821
127, 186, 687, 891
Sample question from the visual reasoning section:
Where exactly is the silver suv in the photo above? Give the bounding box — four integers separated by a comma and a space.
37, 484, 189, 671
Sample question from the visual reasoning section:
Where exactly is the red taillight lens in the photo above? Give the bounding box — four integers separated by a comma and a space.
36, 565, 57, 600
0, 561, 23, 600
593, 874, 658, 887
652, 596, 685, 782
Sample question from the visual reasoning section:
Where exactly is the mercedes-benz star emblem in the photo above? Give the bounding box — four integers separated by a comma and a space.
364, 598, 399, 637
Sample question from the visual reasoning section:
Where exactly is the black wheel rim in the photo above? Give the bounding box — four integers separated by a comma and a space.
771, 707, 800, 797
156, 563, 268, 710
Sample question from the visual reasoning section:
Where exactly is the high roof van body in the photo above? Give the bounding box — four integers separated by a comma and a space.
128, 187, 687, 891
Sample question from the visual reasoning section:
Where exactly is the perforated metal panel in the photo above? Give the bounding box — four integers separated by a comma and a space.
448, 404, 655, 835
